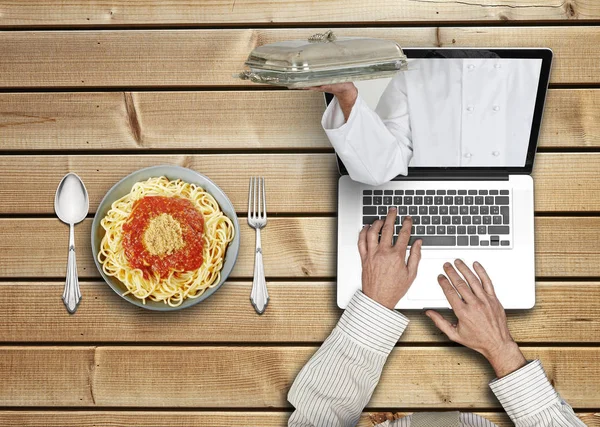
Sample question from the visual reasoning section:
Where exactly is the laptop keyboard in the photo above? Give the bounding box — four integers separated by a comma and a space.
362, 189, 511, 247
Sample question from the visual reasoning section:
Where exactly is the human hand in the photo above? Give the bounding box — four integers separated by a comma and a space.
426, 260, 527, 378
302, 82, 358, 121
303, 82, 357, 98
358, 208, 422, 310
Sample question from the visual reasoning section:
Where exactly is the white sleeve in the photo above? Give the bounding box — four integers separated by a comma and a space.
489, 360, 586, 426
287, 291, 409, 427
321, 75, 413, 186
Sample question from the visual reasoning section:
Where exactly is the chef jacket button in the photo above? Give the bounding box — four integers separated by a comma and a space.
492, 151, 500, 157
464, 153, 473, 158
493, 105, 500, 111
467, 64, 475, 70
466, 105, 474, 112
494, 64, 502, 69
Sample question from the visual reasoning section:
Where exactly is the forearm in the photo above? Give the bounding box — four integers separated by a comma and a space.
490, 360, 585, 426
288, 291, 409, 427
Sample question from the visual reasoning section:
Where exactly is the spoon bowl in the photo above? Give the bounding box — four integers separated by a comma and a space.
54, 173, 89, 314
55, 173, 89, 225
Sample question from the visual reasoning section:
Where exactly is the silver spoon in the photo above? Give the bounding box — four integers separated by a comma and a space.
54, 173, 89, 314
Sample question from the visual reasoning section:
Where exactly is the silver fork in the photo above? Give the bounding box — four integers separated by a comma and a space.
248, 177, 268, 314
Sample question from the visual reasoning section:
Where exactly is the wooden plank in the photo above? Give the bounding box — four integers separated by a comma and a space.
0, 217, 336, 279
532, 153, 600, 212
0, 410, 597, 426
0, 281, 598, 343
0, 154, 339, 215
1, 89, 598, 151
367, 412, 600, 427
0, 217, 598, 279
0, 153, 598, 214
0, 346, 597, 408
0, 28, 598, 88
0, 412, 291, 427
0, 91, 327, 151
543, 89, 600, 148
437, 27, 600, 85
1, 0, 599, 27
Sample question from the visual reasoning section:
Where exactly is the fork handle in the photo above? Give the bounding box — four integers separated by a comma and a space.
250, 229, 268, 314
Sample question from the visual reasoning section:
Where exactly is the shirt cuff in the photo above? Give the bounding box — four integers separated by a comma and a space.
489, 360, 560, 422
336, 290, 409, 354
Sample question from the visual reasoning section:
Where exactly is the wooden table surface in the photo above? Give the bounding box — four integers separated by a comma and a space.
0, 1, 599, 426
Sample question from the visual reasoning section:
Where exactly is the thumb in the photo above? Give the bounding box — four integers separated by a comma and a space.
426, 310, 459, 342
406, 239, 422, 280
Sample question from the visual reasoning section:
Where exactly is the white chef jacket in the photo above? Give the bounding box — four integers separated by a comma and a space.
322, 58, 542, 186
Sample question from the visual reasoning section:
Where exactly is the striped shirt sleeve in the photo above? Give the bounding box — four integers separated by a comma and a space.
288, 290, 409, 427
489, 360, 585, 426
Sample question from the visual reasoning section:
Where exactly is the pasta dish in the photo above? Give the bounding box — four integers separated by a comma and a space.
98, 176, 235, 306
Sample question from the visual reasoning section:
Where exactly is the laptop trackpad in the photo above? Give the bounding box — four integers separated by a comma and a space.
407, 258, 450, 301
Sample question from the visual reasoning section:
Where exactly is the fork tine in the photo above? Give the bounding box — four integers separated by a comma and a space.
253, 176, 258, 219
257, 176, 262, 218
262, 178, 267, 219
248, 177, 253, 221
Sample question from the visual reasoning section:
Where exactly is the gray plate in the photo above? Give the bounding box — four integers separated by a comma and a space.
91, 165, 240, 311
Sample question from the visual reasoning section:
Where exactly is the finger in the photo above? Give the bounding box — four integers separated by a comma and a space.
380, 208, 397, 247
367, 219, 384, 251
443, 262, 476, 303
436, 273, 465, 309
473, 261, 496, 295
454, 259, 486, 299
357, 225, 368, 262
395, 215, 413, 258
425, 310, 459, 342
406, 238, 422, 280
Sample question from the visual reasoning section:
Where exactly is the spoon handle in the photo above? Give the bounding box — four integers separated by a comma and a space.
63, 223, 81, 314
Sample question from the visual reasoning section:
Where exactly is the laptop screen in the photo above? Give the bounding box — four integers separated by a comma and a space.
329, 49, 552, 176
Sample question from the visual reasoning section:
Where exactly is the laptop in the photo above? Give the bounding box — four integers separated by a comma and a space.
331, 48, 553, 309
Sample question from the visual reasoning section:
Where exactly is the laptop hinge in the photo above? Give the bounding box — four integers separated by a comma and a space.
393, 172, 509, 181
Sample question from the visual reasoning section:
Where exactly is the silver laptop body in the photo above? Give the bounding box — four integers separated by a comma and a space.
335, 48, 553, 309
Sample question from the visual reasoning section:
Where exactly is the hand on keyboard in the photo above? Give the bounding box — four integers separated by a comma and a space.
358, 208, 422, 309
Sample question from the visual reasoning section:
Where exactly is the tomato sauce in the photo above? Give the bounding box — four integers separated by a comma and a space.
122, 196, 204, 279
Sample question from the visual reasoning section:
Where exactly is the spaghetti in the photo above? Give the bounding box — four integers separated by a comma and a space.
98, 176, 235, 307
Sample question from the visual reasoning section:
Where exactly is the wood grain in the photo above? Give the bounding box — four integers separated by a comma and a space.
0, 154, 339, 215
0, 153, 598, 214
0, 217, 336, 279
0, 217, 598, 279
0, 281, 598, 343
0, 346, 597, 408
1, 0, 599, 27
0, 28, 599, 88
1, 89, 598, 151
1, 0, 599, 417
0, 411, 597, 426
543, 89, 600, 148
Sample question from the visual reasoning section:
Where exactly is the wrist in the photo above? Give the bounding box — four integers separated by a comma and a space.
335, 85, 358, 105
362, 290, 398, 310
486, 342, 527, 378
